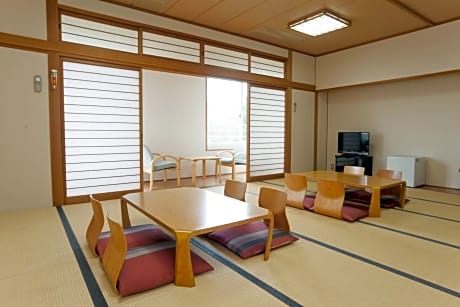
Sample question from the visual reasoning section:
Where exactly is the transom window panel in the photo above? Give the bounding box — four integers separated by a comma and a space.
206, 77, 247, 151
204, 45, 248, 71
143, 31, 200, 63
63, 61, 140, 197
61, 15, 138, 53
249, 86, 286, 177
251, 56, 285, 79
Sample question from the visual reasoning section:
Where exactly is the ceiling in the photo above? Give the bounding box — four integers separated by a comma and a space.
103, 0, 460, 56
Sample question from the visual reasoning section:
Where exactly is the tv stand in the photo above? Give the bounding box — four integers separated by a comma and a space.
335, 154, 373, 175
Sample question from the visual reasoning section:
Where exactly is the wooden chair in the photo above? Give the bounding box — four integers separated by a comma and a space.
224, 179, 247, 201
376, 168, 404, 206
215, 150, 236, 180
207, 187, 297, 259
284, 173, 307, 209
259, 187, 290, 232
102, 214, 213, 297
314, 180, 345, 219
343, 165, 365, 176
86, 194, 171, 257
143, 144, 181, 190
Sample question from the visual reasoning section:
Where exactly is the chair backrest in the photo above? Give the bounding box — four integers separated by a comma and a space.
376, 168, 402, 180
224, 180, 247, 201
284, 173, 307, 209
258, 187, 290, 232
314, 180, 345, 219
343, 165, 365, 176
102, 214, 128, 295
86, 194, 105, 256
143, 144, 153, 171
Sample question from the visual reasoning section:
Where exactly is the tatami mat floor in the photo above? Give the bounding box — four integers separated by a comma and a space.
0, 177, 459, 306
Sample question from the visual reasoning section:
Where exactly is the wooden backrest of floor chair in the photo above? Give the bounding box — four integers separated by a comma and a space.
103, 214, 128, 295
224, 179, 247, 201
258, 187, 290, 232
343, 165, 365, 176
284, 173, 307, 209
86, 194, 104, 256
314, 180, 345, 219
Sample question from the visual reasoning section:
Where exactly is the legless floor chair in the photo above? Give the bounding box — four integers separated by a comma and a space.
284, 173, 315, 209
207, 187, 298, 259
223, 179, 247, 201
102, 214, 213, 297
312, 180, 369, 222
86, 194, 172, 258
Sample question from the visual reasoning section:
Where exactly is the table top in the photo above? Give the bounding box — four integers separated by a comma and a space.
298, 171, 405, 189
180, 156, 221, 161
122, 187, 270, 235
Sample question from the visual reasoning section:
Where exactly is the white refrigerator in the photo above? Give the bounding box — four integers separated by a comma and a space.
386, 155, 426, 187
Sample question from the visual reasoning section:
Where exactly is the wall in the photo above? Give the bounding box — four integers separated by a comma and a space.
0, 0, 47, 39
324, 72, 460, 188
316, 19, 460, 90
0, 47, 52, 211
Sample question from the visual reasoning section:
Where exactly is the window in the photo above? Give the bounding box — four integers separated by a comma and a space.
206, 77, 247, 152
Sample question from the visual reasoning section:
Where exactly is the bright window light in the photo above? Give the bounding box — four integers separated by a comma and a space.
289, 11, 350, 37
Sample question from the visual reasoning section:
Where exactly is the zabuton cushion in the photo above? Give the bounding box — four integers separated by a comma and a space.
341, 204, 369, 222
345, 190, 409, 208
117, 240, 214, 296
303, 195, 316, 211
207, 221, 298, 259
96, 224, 172, 258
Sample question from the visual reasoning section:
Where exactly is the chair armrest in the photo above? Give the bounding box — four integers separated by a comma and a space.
216, 150, 236, 159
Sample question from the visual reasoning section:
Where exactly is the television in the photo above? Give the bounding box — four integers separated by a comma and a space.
338, 131, 369, 155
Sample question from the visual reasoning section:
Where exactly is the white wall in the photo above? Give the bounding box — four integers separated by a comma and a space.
323, 72, 460, 188
291, 90, 315, 172
0, 47, 52, 212
0, 0, 47, 39
291, 51, 315, 85
316, 19, 460, 90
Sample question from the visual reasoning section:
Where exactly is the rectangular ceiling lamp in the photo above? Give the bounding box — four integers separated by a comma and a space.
289, 11, 350, 37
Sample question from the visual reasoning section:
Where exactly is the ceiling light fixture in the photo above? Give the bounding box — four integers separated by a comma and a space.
289, 10, 350, 37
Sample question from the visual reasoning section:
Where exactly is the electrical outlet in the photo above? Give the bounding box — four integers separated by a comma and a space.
330, 163, 335, 170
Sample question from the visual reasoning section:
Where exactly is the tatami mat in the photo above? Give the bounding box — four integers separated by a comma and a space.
1, 180, 459, 306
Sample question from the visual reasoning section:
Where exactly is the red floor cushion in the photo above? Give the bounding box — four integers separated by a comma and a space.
341, 204, 369, 222
96, 224, 173, 258
303, 195, 316, 211
345, 190, 409, 208
207, 221, 298, 259
118, 240, 214, 296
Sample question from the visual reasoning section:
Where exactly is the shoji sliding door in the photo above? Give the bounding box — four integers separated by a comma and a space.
63, 61, 141, 202
247, 86, 286, 181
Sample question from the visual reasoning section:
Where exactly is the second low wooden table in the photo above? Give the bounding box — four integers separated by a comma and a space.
180, 156, 222, 186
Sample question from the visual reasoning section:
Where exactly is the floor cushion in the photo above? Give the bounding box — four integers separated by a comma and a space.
341, 204, 369, 222
345, 190, 409, 208
303, 195, 316, 211
96, 224, 173, 258
118, 240, 214, 296
207, 221, 298, 259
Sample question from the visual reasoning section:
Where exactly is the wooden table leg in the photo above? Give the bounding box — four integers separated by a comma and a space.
174, 231, 195, 287
263, 213, 274, 261
216, 159, 221, 183
399, 182, 407, 209
369, 187, 381, 217
202, 159, 206, 180
191, 161, 197, 186
120, 198, 131, 228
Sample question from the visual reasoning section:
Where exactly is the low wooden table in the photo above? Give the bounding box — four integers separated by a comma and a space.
120, 187, 274, 287
298, 171, 406, 217
180, 156, 222, 186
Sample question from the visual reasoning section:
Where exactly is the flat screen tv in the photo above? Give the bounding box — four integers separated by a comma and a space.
338, 132, 369, 155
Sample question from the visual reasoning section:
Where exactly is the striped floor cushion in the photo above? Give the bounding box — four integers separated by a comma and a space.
304, 196, 369, 222
96, 224, 173, 258
207, 221, 298, 259
345, 190, 409, 208
117, 240, 214, 296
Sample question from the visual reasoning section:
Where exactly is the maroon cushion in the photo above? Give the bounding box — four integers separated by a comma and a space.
303, 195, 316, 211
341, 204, 369, 222
96, 224, 172, 257
207, 221, 298, 259
345, 190, 409, 208
118, 241, 214, 296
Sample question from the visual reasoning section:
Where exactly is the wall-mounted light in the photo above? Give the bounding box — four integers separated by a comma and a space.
289, 10, 350, 37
